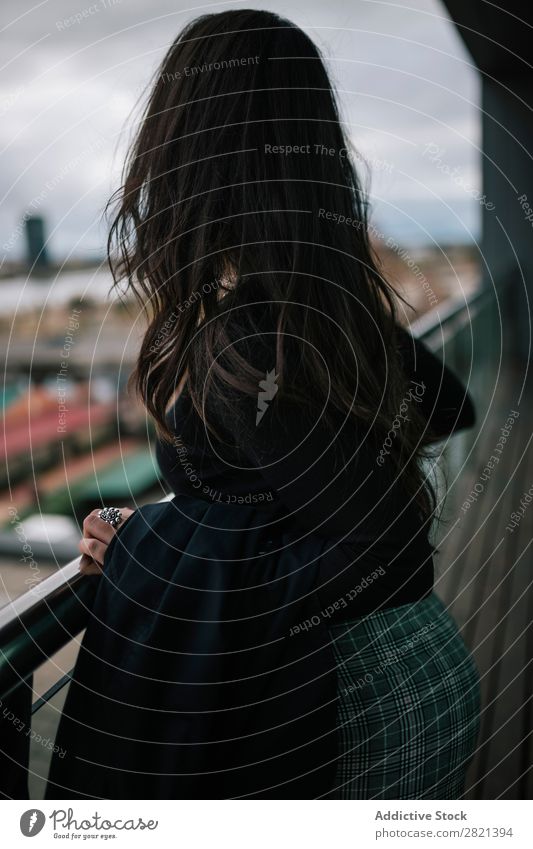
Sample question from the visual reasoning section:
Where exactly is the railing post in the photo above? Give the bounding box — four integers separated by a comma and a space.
0, 677, 32, 799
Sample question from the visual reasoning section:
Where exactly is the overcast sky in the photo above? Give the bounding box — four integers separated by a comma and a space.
0, 0, 480, 262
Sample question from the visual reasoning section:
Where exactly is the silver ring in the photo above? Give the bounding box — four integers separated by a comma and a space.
98, 507, 123, 529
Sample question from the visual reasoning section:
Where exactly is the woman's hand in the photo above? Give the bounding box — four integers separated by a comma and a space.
79, 507, 135, 575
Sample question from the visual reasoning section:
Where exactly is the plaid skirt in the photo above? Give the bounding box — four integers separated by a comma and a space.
327, 592, 481, 799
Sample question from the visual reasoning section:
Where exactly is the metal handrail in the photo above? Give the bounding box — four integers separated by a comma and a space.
0, 289, 491, 705
0, 494, 175, 705
0, 558, 94, 703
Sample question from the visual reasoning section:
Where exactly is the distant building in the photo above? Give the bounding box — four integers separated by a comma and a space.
25, 215, 49, 270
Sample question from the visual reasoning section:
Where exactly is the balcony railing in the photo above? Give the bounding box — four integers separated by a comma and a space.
0, 286, 496, 798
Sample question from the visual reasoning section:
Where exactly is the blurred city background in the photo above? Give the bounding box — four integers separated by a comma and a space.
0, 0, 482, 604
4, 0, 531, 801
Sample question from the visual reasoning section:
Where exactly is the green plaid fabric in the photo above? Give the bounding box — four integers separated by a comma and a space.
327, 592, 480, 799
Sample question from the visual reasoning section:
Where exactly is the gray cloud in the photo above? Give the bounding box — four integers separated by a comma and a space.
0, 0, 480, 259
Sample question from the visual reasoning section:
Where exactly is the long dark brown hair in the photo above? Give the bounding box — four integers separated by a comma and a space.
107, 8, 435, 519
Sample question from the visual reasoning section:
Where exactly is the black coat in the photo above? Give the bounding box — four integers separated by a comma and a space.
46, 494, 339, 799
